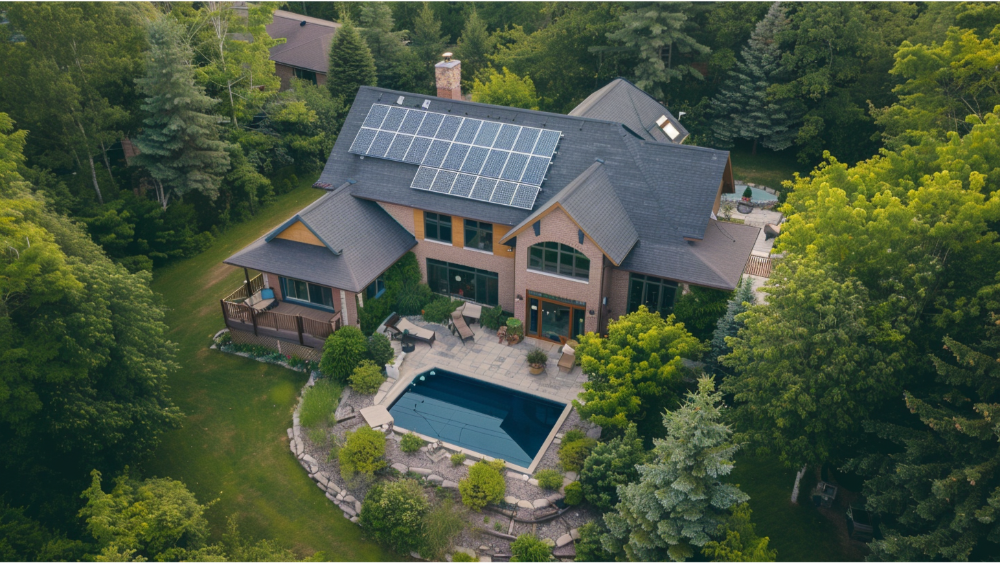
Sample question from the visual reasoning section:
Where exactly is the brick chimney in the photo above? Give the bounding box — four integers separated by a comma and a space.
435, 52, 462, 100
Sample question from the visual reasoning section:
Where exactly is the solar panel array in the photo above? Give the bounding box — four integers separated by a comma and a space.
349, 104, 562, 210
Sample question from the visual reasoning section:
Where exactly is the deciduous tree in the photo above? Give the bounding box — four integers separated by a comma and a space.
701, 503, 776, 562
471, 67, 540, 109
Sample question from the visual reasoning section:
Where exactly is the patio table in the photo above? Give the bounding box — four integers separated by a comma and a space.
461, 302, 482, 324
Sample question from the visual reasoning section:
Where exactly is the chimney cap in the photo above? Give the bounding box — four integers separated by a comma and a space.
442, 52, 453, 62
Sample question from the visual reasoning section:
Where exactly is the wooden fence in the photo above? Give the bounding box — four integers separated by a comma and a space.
228, 329, 322, 362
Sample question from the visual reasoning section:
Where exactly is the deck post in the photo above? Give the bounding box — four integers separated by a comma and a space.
250, 307, 258, 336
220, 300, 230, 330
296, 315, 305, 346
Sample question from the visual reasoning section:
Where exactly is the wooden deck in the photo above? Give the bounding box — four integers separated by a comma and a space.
221, 275, 342, 349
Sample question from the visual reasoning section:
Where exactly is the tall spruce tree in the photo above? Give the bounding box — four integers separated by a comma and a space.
358, 2, 421, 92
708, 277, 756, 376
454, 9, 496, 90
711, 2, 796, 153
846, 311, 1000, 561
410, 2, 447, 93
606, 2, 710, 100
327, 18, 378, 103
603, 378, 749, 562
133, 17, 229, 210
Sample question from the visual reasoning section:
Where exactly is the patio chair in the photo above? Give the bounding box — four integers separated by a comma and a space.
244, 288, 276, 312
764, 223, 781, 240
383, 313, 435, 347
449, 310, 475, 344
558, 340, 578, 373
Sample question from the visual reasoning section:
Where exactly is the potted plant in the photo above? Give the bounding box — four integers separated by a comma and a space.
741, 186, 753, 202
505, 318, 524, 344
526, 348, 548, 375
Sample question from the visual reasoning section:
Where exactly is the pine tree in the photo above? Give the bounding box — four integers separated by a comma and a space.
327, 18, 378, 103
711, 2, 796, 153
847, 314, 1000, 561
606, 2, 710, 100
709, 277, 756, 376
410, 2, 447, 93
579, 423, 647, 511
454, 9, 496, 90
358, 2, 421, 92
603, 378, 749, 562
133, 17, 229, 210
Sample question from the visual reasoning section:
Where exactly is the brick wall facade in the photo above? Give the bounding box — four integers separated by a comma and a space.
606, 268, 632, 329
511, 208, 606, 335
378, 202, 518, 312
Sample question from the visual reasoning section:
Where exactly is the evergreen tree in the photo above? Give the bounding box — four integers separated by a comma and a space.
846, 312, 1000, 561
410, 2, 447, 93
603, 378, 748, 562
708, 277, 756, 376
327, 18, 378, 103
702, 504, 777, 562
454, 9, 496, 89
606, 2, 710, 100
711, 2, 797, 153
133, 17, 230, 210
579, 423, 647, 511
358, 2, 421, 92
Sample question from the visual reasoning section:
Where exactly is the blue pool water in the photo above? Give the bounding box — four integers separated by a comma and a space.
388, 369, 566, 467
722, 186, 778, 202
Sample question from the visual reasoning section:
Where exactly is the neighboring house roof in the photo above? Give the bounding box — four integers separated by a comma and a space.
569, 78, 690, 144
501, 162, 638, 266
266, 10, 340, 73
318, 85, 754, 289
224, 186, 416, 293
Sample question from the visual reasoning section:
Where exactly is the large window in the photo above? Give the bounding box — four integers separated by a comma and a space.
528, 242, 590, 281
293, 67, 317, 84
365, 276, 385, 299
627, 274, 678, 318
424, 212, 452, 243
279, 276, 335, 310
426, 258, 499, 307
464, 219, 493, 252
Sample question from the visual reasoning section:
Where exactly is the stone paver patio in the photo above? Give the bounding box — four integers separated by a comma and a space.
377, 316, 586, 406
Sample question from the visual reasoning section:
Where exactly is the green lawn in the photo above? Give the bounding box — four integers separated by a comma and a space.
729, 141, 805, 192
730, 456, 863, 562
143, 178, 391, 560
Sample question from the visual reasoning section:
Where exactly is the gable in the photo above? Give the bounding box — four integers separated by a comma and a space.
274, 220, 325, 247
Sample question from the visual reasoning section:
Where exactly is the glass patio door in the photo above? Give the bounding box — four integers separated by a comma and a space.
526, 291, 587, 342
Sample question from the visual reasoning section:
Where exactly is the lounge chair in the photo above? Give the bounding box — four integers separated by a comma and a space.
244, 288, 276, 312
383, 313, 435, 347
449, 310, 475, 344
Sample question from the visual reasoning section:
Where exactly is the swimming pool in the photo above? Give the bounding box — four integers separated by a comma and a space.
722, 186, 778, 202
387, 368, 566, 468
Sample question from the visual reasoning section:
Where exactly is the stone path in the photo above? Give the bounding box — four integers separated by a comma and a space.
385, 318, 586, 404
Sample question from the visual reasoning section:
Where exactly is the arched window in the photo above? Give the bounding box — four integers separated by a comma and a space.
527, 242, 590, 281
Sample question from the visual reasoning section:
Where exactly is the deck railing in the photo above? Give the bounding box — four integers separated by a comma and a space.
745, 255, 774, 278
220, 276, 342, 348
223, 273, 265, 303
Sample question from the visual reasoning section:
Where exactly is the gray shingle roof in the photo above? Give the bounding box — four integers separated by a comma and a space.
502, 162, 638, 266
267, 10, 340, 73
569, 78, 690, 144
224, 187, 416, 292
311, 85, 755, 290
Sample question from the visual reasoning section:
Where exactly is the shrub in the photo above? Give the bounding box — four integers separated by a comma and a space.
534, 469, 563, 490
480, 306, 510, 330
564, 481, 583, 506
742, 186, 753, 199
349, 359, 385, 394
338, 426, 387, 480
559, 437, 598, 472
367, 333, 395, 366
400, 432, 423, 453
505, 317, 524, 338
396, 281, 433, 316
526, 348, 548, 366
511, 534, 552, 562
299, 380, 343, 428
359, 479, 428, 554
450, 453, 467, 466
575, 521, 614, 562
422, 296, 461, 323
451, 552, 477, 562
563, 429, 587, 443
672, 285, 734, 341
458, 459, 506, 511
320, 326, 368, 382
580, 424, 646, 511
419, 497, 467, 560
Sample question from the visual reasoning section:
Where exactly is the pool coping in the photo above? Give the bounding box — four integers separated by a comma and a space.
377, 365, 573, 475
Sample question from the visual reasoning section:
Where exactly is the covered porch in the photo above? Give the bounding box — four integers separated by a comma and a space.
221, 272, 342, 349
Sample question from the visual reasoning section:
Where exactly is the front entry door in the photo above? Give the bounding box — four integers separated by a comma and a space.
526, 291, 586, 342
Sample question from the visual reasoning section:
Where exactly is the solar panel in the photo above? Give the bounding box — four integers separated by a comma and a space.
354, 104, 559, 210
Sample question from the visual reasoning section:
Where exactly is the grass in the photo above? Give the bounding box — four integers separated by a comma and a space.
729, 455, 862, 562
142, 176, 391, 560
729, 140, 805, 192
300, 379, 344, 428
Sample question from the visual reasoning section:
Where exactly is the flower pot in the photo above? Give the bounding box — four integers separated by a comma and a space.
528, 364, 544, 375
